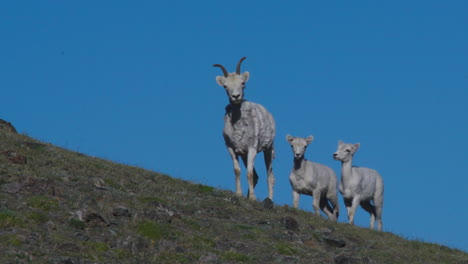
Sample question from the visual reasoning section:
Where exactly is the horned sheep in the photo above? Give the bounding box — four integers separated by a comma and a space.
286, 135, 339, 221
213, 57, 276, 201
333, 140, 384, 231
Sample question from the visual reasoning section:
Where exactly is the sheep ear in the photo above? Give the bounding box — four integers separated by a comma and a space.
353, 143, 360, 151
338, 140, 344, 145
286, 134, 294, 143
241, 71, 250, 82
306, 136, 314, 144
216, 76, 225, 87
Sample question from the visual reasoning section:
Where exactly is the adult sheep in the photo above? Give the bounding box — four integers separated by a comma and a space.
213, 57, 276, 201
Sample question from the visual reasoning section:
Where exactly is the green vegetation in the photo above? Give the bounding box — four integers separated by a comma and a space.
275, 243, 299, 256
221, 251, 251, 262
27, 195, 59, 211
0, 126, 466, 263
194, 184, 214, 193
0, 210, 22, 228
69, 218, 86, 229
27, 211, 49, 224
0, 234, 23, 246
136, 220, 171, 241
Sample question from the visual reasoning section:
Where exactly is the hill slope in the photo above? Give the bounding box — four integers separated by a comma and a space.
0, 122, 467, 264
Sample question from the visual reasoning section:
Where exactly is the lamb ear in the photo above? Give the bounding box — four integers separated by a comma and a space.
216, 76, 225, 87
353, 143, 361, 151
286, 134, 294, 143
241, 71, 250, 83
338, 140, 344, 145
306, 135, 314, 144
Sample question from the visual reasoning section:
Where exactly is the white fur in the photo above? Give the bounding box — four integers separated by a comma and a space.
214, 57, 275, 201
333, 140, 384, 231
286, 135, 339, 221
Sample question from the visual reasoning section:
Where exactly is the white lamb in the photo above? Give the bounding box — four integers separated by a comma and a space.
333, 140, 384, 231
213, 57, 276, 201
286, 135, 339, 221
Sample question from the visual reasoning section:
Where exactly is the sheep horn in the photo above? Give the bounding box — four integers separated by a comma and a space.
213, 64, 229, 77
236, 57, 247, 75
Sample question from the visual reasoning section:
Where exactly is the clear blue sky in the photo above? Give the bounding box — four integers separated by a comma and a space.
2, 1, 467, 252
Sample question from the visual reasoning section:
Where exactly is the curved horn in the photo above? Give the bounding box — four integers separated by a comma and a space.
213, 64, 229, 77
236, 57, 247, 75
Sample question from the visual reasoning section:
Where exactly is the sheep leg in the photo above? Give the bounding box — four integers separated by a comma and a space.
320, 196, 335, 220
360, 201, 376, 230
263, 147, 275, 200
327, 192, 340, 221
375, 205, 383, 231
348, 196, 361, 225
244, 148, 258, 201
312, 189, 321, 216
343, 198, 353, 224
227, 147, 242, 197
241, 155, 259, 200
292, 190, 300, 208
374, 185, 384, 231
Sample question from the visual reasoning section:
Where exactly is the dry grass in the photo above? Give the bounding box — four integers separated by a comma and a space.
0, 128, 467, 263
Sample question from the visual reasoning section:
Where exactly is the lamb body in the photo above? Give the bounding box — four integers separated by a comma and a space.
287, 135, 339, 221
333, 140, 384, 230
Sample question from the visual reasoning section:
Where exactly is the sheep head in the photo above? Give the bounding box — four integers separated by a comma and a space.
286, 135, 314, 160
213, 57, 250, 105
333, 140, 360, 162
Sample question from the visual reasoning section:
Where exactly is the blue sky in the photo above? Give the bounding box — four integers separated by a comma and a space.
2, 1, 467, 252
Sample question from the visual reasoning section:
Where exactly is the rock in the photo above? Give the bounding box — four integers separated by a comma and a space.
281, 216, 299, 231
334, 255, 368, 264
113, 206, 131, 217
275, 256, 299, 264
0, 119, 17, 133
92, 178, 107, 190
144, 201, 181, 223
21, 177, 62, 196
54, 256, 82, 264
323, 236, 346, 248
1, 182, 21, 193
85, 212, 109, 227
58, 243, 81, 252
262, 198, 273, 209
224, 196, 240, 206
2, 150, 27, 164
197, 253, 219, 264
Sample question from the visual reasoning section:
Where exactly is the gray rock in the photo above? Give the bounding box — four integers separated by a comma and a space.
0, 119, 17, 133
2, 182, 21, 193
262, 198, 274, 209
281, 216, 299, 231
113, 206, 131, 217
323, 236, 346, 248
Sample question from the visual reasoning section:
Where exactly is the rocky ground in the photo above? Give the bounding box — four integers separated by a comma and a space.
0, 119, 467, 264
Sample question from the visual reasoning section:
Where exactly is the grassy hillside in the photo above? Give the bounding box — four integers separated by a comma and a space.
0, 121, 467, 264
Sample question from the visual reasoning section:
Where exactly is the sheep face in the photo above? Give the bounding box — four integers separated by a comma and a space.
286, 135, 314, 160
333, 140, 360, 162
216, 73, 250, 105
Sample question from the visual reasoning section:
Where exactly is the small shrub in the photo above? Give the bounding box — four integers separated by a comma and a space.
104, 178, 125, 191
221, 251, 251, 262
69, 218, 86, 229
0, 210, 22, 228
138, 196, 166, 204
195, 184, 214, 193
0, 235, 22, 246
137, 220, 170, 241
275, 243, 298, 256
28, 211, 49, 224
112, 249, 132, 260
86, 241, 109, 253
27, 195, 59, 211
